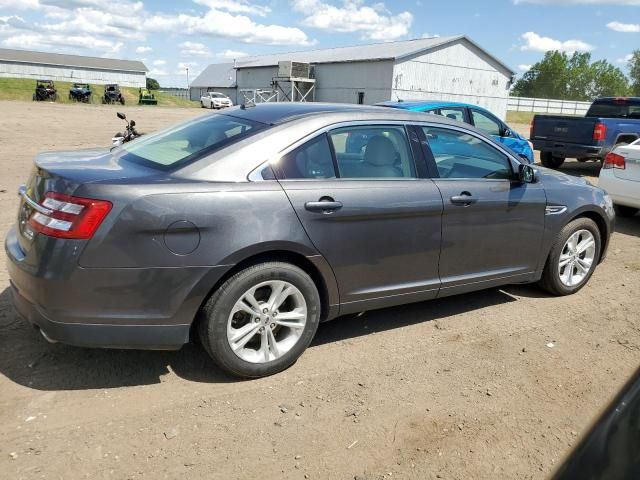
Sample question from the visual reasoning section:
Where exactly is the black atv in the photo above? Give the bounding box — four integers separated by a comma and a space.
69, 83, 92, 103
102, 84, 125, 105
33, 79, 57, 102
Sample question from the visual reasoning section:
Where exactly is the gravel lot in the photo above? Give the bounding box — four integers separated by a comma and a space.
0, 101, 638, 480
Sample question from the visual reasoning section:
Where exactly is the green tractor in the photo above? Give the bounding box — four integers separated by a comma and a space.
138, 88, 157, 105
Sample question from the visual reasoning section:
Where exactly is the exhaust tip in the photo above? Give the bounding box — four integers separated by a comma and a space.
39, 328, 58, 344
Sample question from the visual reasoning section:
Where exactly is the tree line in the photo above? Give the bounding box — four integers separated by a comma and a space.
512, 50, 640, 100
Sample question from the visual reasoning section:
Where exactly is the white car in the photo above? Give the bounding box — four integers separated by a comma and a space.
599, 139, 640, 217
200, 92, 233, 109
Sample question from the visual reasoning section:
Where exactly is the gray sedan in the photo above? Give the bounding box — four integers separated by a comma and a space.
5, 103, 615, 378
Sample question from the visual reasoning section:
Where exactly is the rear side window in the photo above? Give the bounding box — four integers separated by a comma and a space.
438, 108, 465, 122
121, 114, 263, 169
586, 99, 640, 119
329, 126, 416, 178
274, 134, 336, 179
422, 127, 513, 180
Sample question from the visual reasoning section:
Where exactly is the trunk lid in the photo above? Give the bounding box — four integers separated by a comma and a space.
532, 115, 599, 145
16, 148, 160, 254
614, 144, 640, 182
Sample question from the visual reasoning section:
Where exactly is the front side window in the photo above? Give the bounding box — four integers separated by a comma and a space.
329, 126, 416, 179
422, 127, 513, 180
121, 114, 263, 169
470, 109, 501, 136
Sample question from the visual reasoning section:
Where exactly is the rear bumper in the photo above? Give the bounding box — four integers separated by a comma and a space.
599, 172, 640, 209
4, 225, 218, 350
531, 139, 604, 159
10, 282, 189, 350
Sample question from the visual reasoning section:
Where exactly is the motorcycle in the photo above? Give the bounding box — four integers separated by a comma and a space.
112, 112, 141, 146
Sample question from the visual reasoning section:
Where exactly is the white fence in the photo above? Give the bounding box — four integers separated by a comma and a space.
508, 96, 591, 116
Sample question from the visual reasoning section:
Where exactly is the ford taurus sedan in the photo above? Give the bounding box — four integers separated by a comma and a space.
5, 103, 614, 378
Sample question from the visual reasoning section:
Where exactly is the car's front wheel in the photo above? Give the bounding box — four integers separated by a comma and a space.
539, 217, 601, 296
198, 262, 321, 378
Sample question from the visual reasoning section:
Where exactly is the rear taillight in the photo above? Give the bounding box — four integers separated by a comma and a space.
529, 118, 534, 139
28, 192, 112, 239
603, 152, 626, 170
593, 123, 607, 141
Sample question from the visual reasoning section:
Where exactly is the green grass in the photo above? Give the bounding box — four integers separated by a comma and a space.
0, 77, 198, 108
506, 111, 536, 124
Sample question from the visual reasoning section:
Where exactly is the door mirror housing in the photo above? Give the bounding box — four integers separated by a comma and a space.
501, 126, 512, 137
519, 164, 538, 183
117, 112, 126, 120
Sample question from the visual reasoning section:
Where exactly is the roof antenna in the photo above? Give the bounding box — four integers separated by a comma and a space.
396, 94, 404, 102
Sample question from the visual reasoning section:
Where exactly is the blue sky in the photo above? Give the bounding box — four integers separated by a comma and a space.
0, 0, 638, 86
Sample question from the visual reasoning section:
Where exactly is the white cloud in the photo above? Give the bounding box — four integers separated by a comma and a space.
421, 33, 439, 38
193, 0, 271, 17
148, 67, 168, 76
518, 64, 532, 71
514, 0, 640, 4
616, 53, 633, 63
217, 49, 248, 59
0, 0, 39, 9
291, 0, 413, 41
607, 21, 640, 32
146, 10, 312, 45
152, 59, 166, 66
179, 40, 211, 56
1, 32, 123, 53
136, 45, 152, 53
519, 31, 594, 53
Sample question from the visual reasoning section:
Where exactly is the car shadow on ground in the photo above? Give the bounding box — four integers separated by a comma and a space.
614, 215, 640, 237
544, 160, 601, 178
0, 285, 526, 391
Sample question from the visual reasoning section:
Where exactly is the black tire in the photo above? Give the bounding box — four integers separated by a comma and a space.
540, 151, 565, 169
614, 204, 639, 217
201, 101, 205, 108
120, 97, 125, 105
539, 217, 601, 296
32, 94, 36, 101
198, 262, 321, 378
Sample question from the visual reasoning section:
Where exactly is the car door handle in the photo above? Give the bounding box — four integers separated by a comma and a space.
450, 192, 477, 206
304, 200, 343, 213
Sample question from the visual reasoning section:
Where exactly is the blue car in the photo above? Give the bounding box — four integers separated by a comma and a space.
379, 100, 534, 164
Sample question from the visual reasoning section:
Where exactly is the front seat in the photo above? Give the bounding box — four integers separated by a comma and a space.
362, 135, 403, 177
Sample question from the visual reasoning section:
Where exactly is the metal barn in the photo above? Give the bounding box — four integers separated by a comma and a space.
191, 35, 515, 119
189, 63, 237, 103
0, 48, 147, 87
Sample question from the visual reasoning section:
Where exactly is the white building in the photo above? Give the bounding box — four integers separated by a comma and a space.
0, 48, 147, 87
190, 35, 515, 119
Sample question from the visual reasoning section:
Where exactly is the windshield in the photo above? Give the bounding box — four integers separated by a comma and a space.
211, 93, 226, 98
586, 99, 640, 119
120, 113, 265, 169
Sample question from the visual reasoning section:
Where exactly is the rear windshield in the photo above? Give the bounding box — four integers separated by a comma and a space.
120, 113, 264, 169
586, 99, 640, 119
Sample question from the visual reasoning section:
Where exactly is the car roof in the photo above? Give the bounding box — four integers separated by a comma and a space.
223, 102, 462, 126
378, 100, 491, 112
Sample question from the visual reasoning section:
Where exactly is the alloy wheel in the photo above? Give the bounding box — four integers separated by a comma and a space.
558, 229, 596, 287
226, 280, 307, 363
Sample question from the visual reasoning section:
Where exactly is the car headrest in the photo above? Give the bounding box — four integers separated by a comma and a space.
364, 135, 398, 167
446, 113, 458, 120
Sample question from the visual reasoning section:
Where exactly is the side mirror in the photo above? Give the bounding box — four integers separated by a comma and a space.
501, 126, 512, 137
519, 164, 538, 184
117, 112, 126, 120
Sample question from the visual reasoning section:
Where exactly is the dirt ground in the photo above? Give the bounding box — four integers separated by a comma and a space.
0, 101, 639, 480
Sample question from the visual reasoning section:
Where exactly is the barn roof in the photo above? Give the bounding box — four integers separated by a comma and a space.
0, 48, 148, 73
190, 63, 236, 88
234, 35, 514, 75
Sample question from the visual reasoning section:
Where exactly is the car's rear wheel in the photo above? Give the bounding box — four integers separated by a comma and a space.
540, 151, 565, 169
614, 204, 639, 217
539, 217, 601, 296
198, 262, 321, 378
